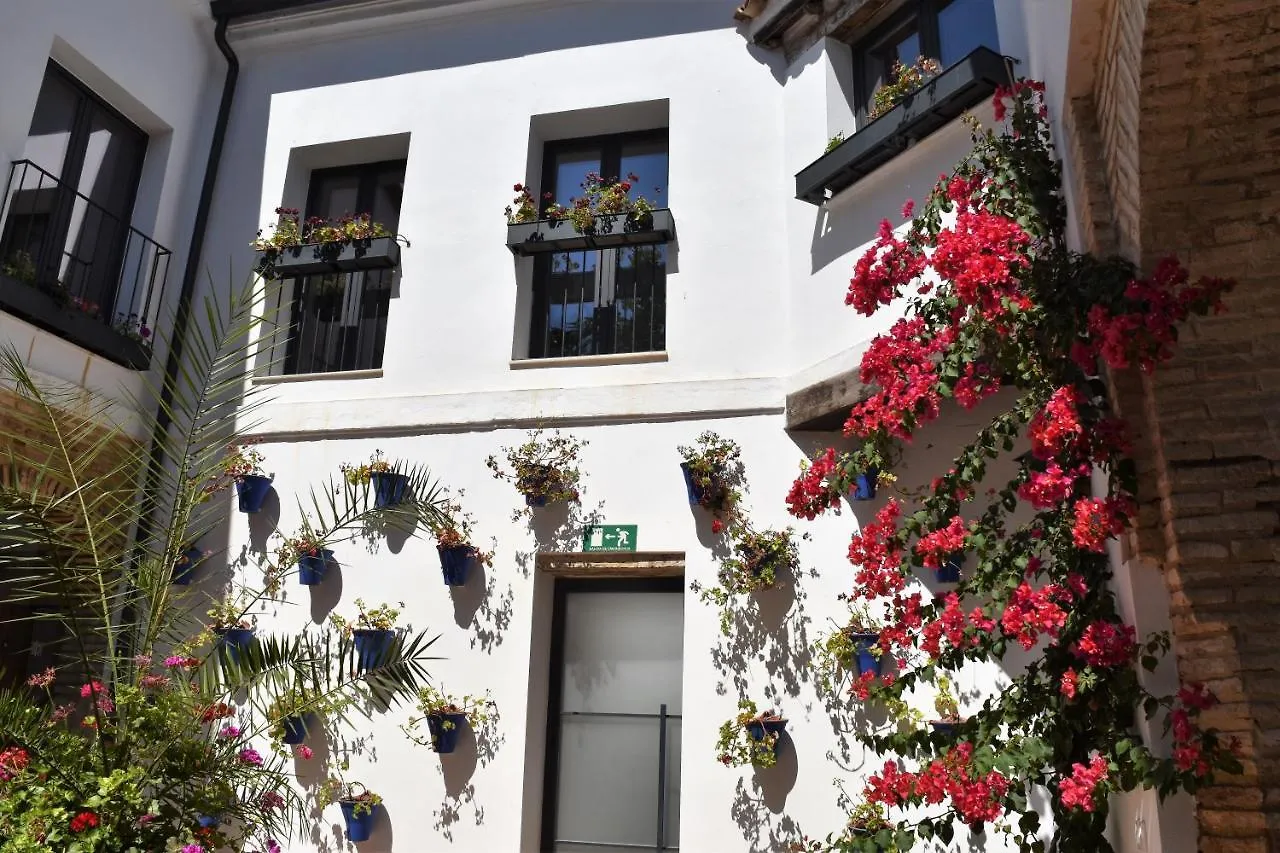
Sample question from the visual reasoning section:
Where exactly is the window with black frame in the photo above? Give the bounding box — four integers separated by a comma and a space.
530, 131, 668, 360
281, 161, 405, 375
852, 0, 1000, 119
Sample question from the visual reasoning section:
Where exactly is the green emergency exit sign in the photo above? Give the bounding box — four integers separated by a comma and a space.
582, 524, 638, 552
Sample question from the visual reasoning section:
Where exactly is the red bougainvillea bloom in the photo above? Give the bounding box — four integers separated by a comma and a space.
1060, 668, 1079, 699
1027, 386, 1084, 460
1017, 463, 1082, 509
846, 218, 927, 315
952, 362, 1000, 409
850, 670, 878, 701
914, 516, 967, 568
1000, 582, 1070, 650
846, 318, 952, 440
865, 743, 1009, 826
1178, 683, 1217, 711
1072, 621, 1137, 667
786, 447, 840, 520
70, 811, 100, 833
929, 209, 1031, 319
1071, 497, 1128, 551
847, 500, 907, 597
1059, 755, 1109, 811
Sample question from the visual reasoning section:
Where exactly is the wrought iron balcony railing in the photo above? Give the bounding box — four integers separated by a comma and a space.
0, 159, 173, 369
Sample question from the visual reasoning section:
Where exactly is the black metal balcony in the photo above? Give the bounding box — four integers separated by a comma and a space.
0, 159, 173, 369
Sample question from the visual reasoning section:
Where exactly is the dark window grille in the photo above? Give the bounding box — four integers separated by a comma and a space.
852, 0, 1000, 120
274, 160, 405, 375
529, 131, 669, 360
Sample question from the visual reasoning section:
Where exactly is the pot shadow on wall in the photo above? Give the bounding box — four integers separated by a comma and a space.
513, 497, 606, 578
448, 558, 515, 655
308, 559, 344, 623
431, 711, 505, 842
730, 733, 803, 853
245, 487, 282, 554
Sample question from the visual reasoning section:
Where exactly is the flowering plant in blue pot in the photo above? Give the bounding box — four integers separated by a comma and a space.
716, 699, 786, 768
172, 544, 203, 585
221, 443, 273, 514
206, 595, 257, 665
930, 675, 964, 737
691, 523, 803, 636
341, 449, 410, 508
815, 602, 887, 693
271, 524, 333, 592
402, 683, 497, 755
677, 431, 745, 535
486, 428, 586, 519
331, 599, 403, 671
318, 779, 382, 843
434, 492, 494, 587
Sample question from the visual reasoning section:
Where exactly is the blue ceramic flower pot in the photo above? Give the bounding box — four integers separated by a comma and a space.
848, 631, 882, 676
931, 721, 959, 737
935, 552, 963, 583
426, 711, 469, 754
280, 715, 308, 745
340, 801, 380, 842
851, 467, 878, 501
745, 717, 787, 756
679, 462, 704, 505
525, 492, 548, 507
196, 814, 221, 829
236, 474, 273, 513
370, 470, 409, 508
215, 627, 255, 665
438, 545, 472, 586
172, 545, 202, 585
298, 549, 334, 586
353, 629, 395, 671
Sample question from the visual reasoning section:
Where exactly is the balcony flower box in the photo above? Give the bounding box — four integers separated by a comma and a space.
265, 236, 401, 277
506, 209, 676, 257
0, 273, 150, 369
795, 47, 1008, 205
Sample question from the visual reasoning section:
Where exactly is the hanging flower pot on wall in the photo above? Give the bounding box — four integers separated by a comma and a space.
353, 628, 395, 671
340, 800, 381, 843
236, 474, 273, 514
196, 814, 222, 829
745, 715, 788, 758
679, 462, 704, 505
371, 470, 409, 508
298, 549, 334, 586
426, 712, 469, 754
214, 627, 256, 665
280, 715, 309, 745
850, 467, 879, 501
172, 545, 203, 585
438, 545, 472, 586
846, 630, 883, 677
935, 551, 963, 583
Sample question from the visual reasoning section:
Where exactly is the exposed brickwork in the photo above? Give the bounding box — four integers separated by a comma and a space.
1073, 0, 1280, 847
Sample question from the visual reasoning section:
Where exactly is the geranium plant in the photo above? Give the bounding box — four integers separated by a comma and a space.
677, 431, 745, 532
253, 207, 408, 280
815, 602, 887, 695
485, 428, 586, 515
716, 699, 786, 769
434, 490, 495, 566
339, 448, 393, 484
222, 442, 268, 482
329, 598, 402, 635
868, 56, 942, 120
506, 173, 659, 233
207, 594, 256, 632
401, 683, 497, 751
691, 524, 800, 635
317, 779, 383, 817
787, 80, 1239, 849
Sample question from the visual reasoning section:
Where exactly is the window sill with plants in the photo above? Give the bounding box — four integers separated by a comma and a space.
504, 179, 675, 257
795, 46, 1011, 205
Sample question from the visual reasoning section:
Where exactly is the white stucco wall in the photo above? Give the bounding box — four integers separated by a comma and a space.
0, 0, 218, 420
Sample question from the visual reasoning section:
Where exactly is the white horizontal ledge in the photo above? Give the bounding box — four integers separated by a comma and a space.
509, 351, 668, 370
252, 369, 384, 384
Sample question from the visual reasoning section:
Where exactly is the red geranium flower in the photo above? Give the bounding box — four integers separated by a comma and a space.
70, 811, 99, 833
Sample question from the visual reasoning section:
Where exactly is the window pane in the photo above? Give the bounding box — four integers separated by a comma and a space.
863, 22, 921, 99
620, 139, 668, 207
554, 715, 661, 848
368, 164, 405, 231
551, 147, 602, 209
561, 591, 683, 715
22, 68, 79, 178
895, 30, 923, 66
938, 0, 1000, 67
309, 173, 360, 222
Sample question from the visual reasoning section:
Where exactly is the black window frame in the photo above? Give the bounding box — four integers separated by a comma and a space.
529, 128, 669, 361
540, 575, 685, 852
851, 0, 998, 123
281, 158, 406, 376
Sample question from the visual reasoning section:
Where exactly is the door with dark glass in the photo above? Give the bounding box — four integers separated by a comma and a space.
543, 579, 683, 852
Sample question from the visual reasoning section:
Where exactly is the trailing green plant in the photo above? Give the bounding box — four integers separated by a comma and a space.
329, 599, 403, 635
715, 699, 785, 769
485, 428, 587, 518
786, 80, 1239, 850
815, 602, 887, 695
868, 56, 941, 120
677, 431, 745, 533
691, 524, 801, 635
825, 131, 846, 154
316, 778, 382, 818
433, 489, 495, 567
0, 277, 450, 851
401, 683, 497, 748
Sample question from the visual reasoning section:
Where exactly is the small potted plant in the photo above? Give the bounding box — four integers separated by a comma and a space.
274, 525, 334, 587
401, 683, 497, 755
816, 604, 886, 692
486, 428, 586, 513
716, 699, 787, 769
342, 449, 410, 508
505, 174, 671, 257
677, 432, 744, 533
318, 779, 383, 843
930, 675, 963, 736
172, 544, 203, 586
844, 801, 893, 848
692, 525, 801, 635
433, 492, 494, 587
935, 551, 964, 583
331, 599, 403, 671
868, 56, 942, 121
207, 597, 256, 665
224, 443, 273, 514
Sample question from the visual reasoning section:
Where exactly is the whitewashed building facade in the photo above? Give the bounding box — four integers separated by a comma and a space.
0, 1, 1189, 852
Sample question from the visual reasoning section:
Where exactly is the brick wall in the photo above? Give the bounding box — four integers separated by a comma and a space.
1074, 0, 1280, 848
